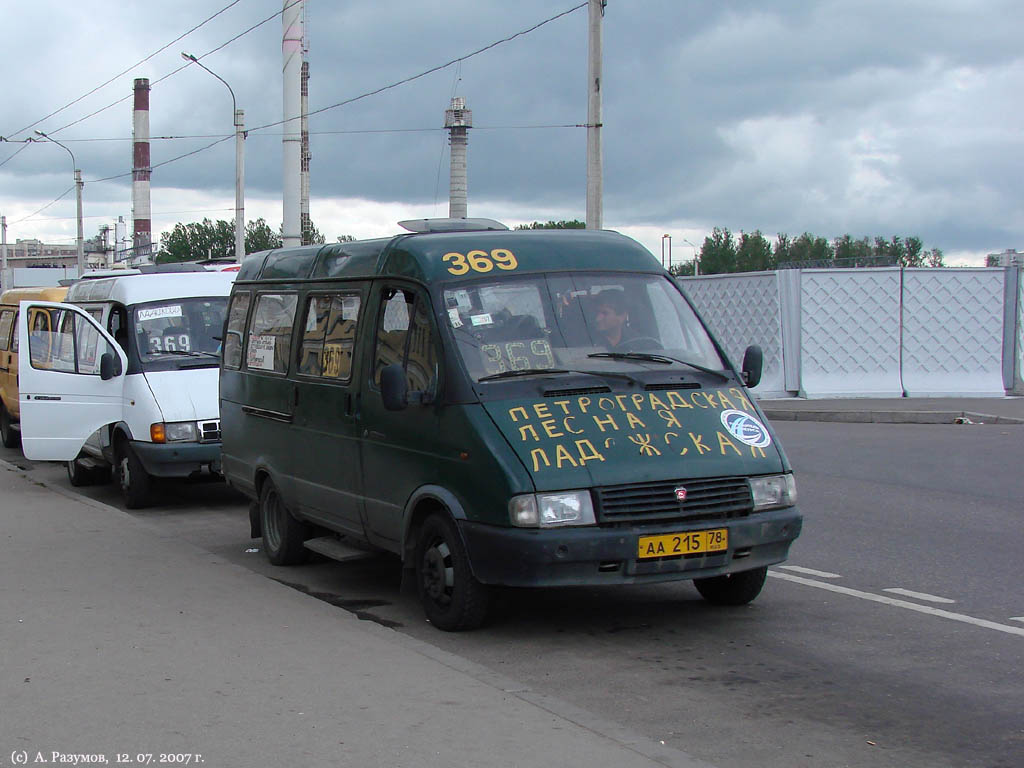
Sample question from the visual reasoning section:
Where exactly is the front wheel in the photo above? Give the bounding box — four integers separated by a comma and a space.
259, 480, 309, 565
694, 566, 768, 606
415, 513, 489, 631
115, 441, 152, 509
1, 405, 19, 449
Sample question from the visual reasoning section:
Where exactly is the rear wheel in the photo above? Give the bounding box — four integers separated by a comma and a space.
1, 405, 19, 449
415, 513, 489, 631
115, 440, 152, 509
694, 566, 768, 606
259, 480, 309, 565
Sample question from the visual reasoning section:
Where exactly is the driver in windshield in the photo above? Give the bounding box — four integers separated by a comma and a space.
592, 290, 637, 350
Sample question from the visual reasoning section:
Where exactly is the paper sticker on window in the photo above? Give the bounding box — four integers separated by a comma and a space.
247, 334, 276, 370
470, 313, 493, 327
342, 297, 359, 321
138, 305, 183, 322
454, 290, 472, 311
448, 308, 463, 328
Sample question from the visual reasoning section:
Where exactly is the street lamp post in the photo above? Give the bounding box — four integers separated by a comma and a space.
682, 238, 700, 276
34, 131, 85, 276
181, 52, 245, 263
661, 234, 672, 271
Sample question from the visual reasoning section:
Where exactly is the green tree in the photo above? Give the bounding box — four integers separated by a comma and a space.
789, 232, 833, 265
245, 218, 282, 254
157, 218, 235, 263
698, 227, 737, 274
926, 247, 945, 267
337, 235, 356, 243
833, 234, 873, 264
515, 219, 586, 230
735, 230, 774, 272
302, 219, 327, 246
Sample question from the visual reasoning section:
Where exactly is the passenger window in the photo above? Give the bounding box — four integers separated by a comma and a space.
29, 309, 118, 376
0, 310, 13, 352
246, 293, 296, 374
223, 292, 251, 369
298, 293, 361, 381
373, 288, 437, 393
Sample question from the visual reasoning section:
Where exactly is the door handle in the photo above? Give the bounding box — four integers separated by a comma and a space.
363, 429, 385, 440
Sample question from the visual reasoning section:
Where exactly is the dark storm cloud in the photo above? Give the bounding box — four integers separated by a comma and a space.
3, 0, 1023, 256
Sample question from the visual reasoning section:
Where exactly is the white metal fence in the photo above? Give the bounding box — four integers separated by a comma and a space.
680, 267, 1022, 398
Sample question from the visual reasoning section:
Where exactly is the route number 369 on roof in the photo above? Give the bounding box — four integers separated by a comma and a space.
442, 249, 518, 275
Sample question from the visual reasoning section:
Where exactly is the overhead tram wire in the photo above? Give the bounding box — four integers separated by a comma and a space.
246, 2, 588, 135
10, 186, 75, 225
46, 0, 306, 137
4, 0, 245, 140
57, 3, 589, 187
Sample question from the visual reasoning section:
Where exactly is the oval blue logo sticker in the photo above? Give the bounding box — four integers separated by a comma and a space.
720, 409, 772, 448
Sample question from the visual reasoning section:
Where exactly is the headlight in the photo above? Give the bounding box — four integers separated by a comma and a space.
749, 473, 797, 511
509, 491, 596, 528
151, 421, 198, 443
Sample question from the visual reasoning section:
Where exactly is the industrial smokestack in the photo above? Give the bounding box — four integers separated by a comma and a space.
132, 78, 152, 264
281, 0, 303, 248
444, 97, 472, 219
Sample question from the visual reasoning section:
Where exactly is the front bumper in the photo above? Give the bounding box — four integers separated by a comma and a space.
458, 506, 802, 587
130, 440, 222, 478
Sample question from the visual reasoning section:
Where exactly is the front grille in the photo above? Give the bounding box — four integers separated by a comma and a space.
595, 477, 753, 526
198, 419, 221, 443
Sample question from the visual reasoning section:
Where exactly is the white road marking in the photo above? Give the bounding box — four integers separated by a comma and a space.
882, 588, 956, 604
768, 571, 1024, 638
1010, 617, 1024, 624
778, 565, 842, 579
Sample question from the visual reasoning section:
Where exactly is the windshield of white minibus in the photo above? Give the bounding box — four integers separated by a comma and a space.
132, 297, 228, 369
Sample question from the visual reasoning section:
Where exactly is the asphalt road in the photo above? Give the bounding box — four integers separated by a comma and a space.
5, 421, 1022, 768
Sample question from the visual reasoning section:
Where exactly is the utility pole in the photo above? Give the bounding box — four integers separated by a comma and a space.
586, 0, 605, 230
34, 130, 85, 276
1, 215, 7, 292
281, 0, 303, 248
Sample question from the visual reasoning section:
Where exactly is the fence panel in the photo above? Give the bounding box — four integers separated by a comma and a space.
680, 272, 787, 397
799, 269, 903, 397
902, 268, 1005, 396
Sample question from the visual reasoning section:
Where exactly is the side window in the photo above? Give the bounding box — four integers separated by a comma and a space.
0, 310, 14, 352
246, 293, 297, 374
223, 292, 250, 369
373, 287, 437, 393
107, 306, 128, 352
28, 309, 118, 376
298, 292, 361, 381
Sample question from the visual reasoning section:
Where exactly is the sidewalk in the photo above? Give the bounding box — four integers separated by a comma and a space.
0, 460, 712, 768
757, 396, 1024, 425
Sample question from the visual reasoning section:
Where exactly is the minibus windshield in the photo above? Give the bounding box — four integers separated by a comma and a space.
132, 297, 228, 370
442, 273, 724, 383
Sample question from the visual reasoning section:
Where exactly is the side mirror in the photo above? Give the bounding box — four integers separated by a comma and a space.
741, 345, 763, 388
381, 363, 408, 411
100, 351, 119, 381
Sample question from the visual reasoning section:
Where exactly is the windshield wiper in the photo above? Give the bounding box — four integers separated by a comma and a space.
587, 352, 730, 382
149, 349, 219, 358
478, 367, 636, 383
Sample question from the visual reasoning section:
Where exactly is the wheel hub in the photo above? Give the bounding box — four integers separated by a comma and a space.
423, 546, 447, 600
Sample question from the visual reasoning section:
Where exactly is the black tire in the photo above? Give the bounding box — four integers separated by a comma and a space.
415, 513, 489, 631
115, 440, 152, 509
694, 566, 768, 606
1, 405, 19, 449
67, 458, 95, 487
259, 480, 309, 565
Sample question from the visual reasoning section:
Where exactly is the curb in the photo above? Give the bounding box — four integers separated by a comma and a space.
762, 410, 1024, 425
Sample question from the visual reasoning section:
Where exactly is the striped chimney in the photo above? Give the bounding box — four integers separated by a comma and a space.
132, 78, 152, 263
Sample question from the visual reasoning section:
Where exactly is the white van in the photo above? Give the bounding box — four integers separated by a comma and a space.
16, 267, 235, 507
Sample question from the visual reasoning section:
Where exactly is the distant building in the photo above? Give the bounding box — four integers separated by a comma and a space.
5, 238, 106, 269
987, 249, 1023, 267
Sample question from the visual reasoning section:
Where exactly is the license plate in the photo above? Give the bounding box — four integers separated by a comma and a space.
637, 529, 728, 559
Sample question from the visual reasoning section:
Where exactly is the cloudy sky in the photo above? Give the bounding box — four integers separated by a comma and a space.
1, 0, 1022, 266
